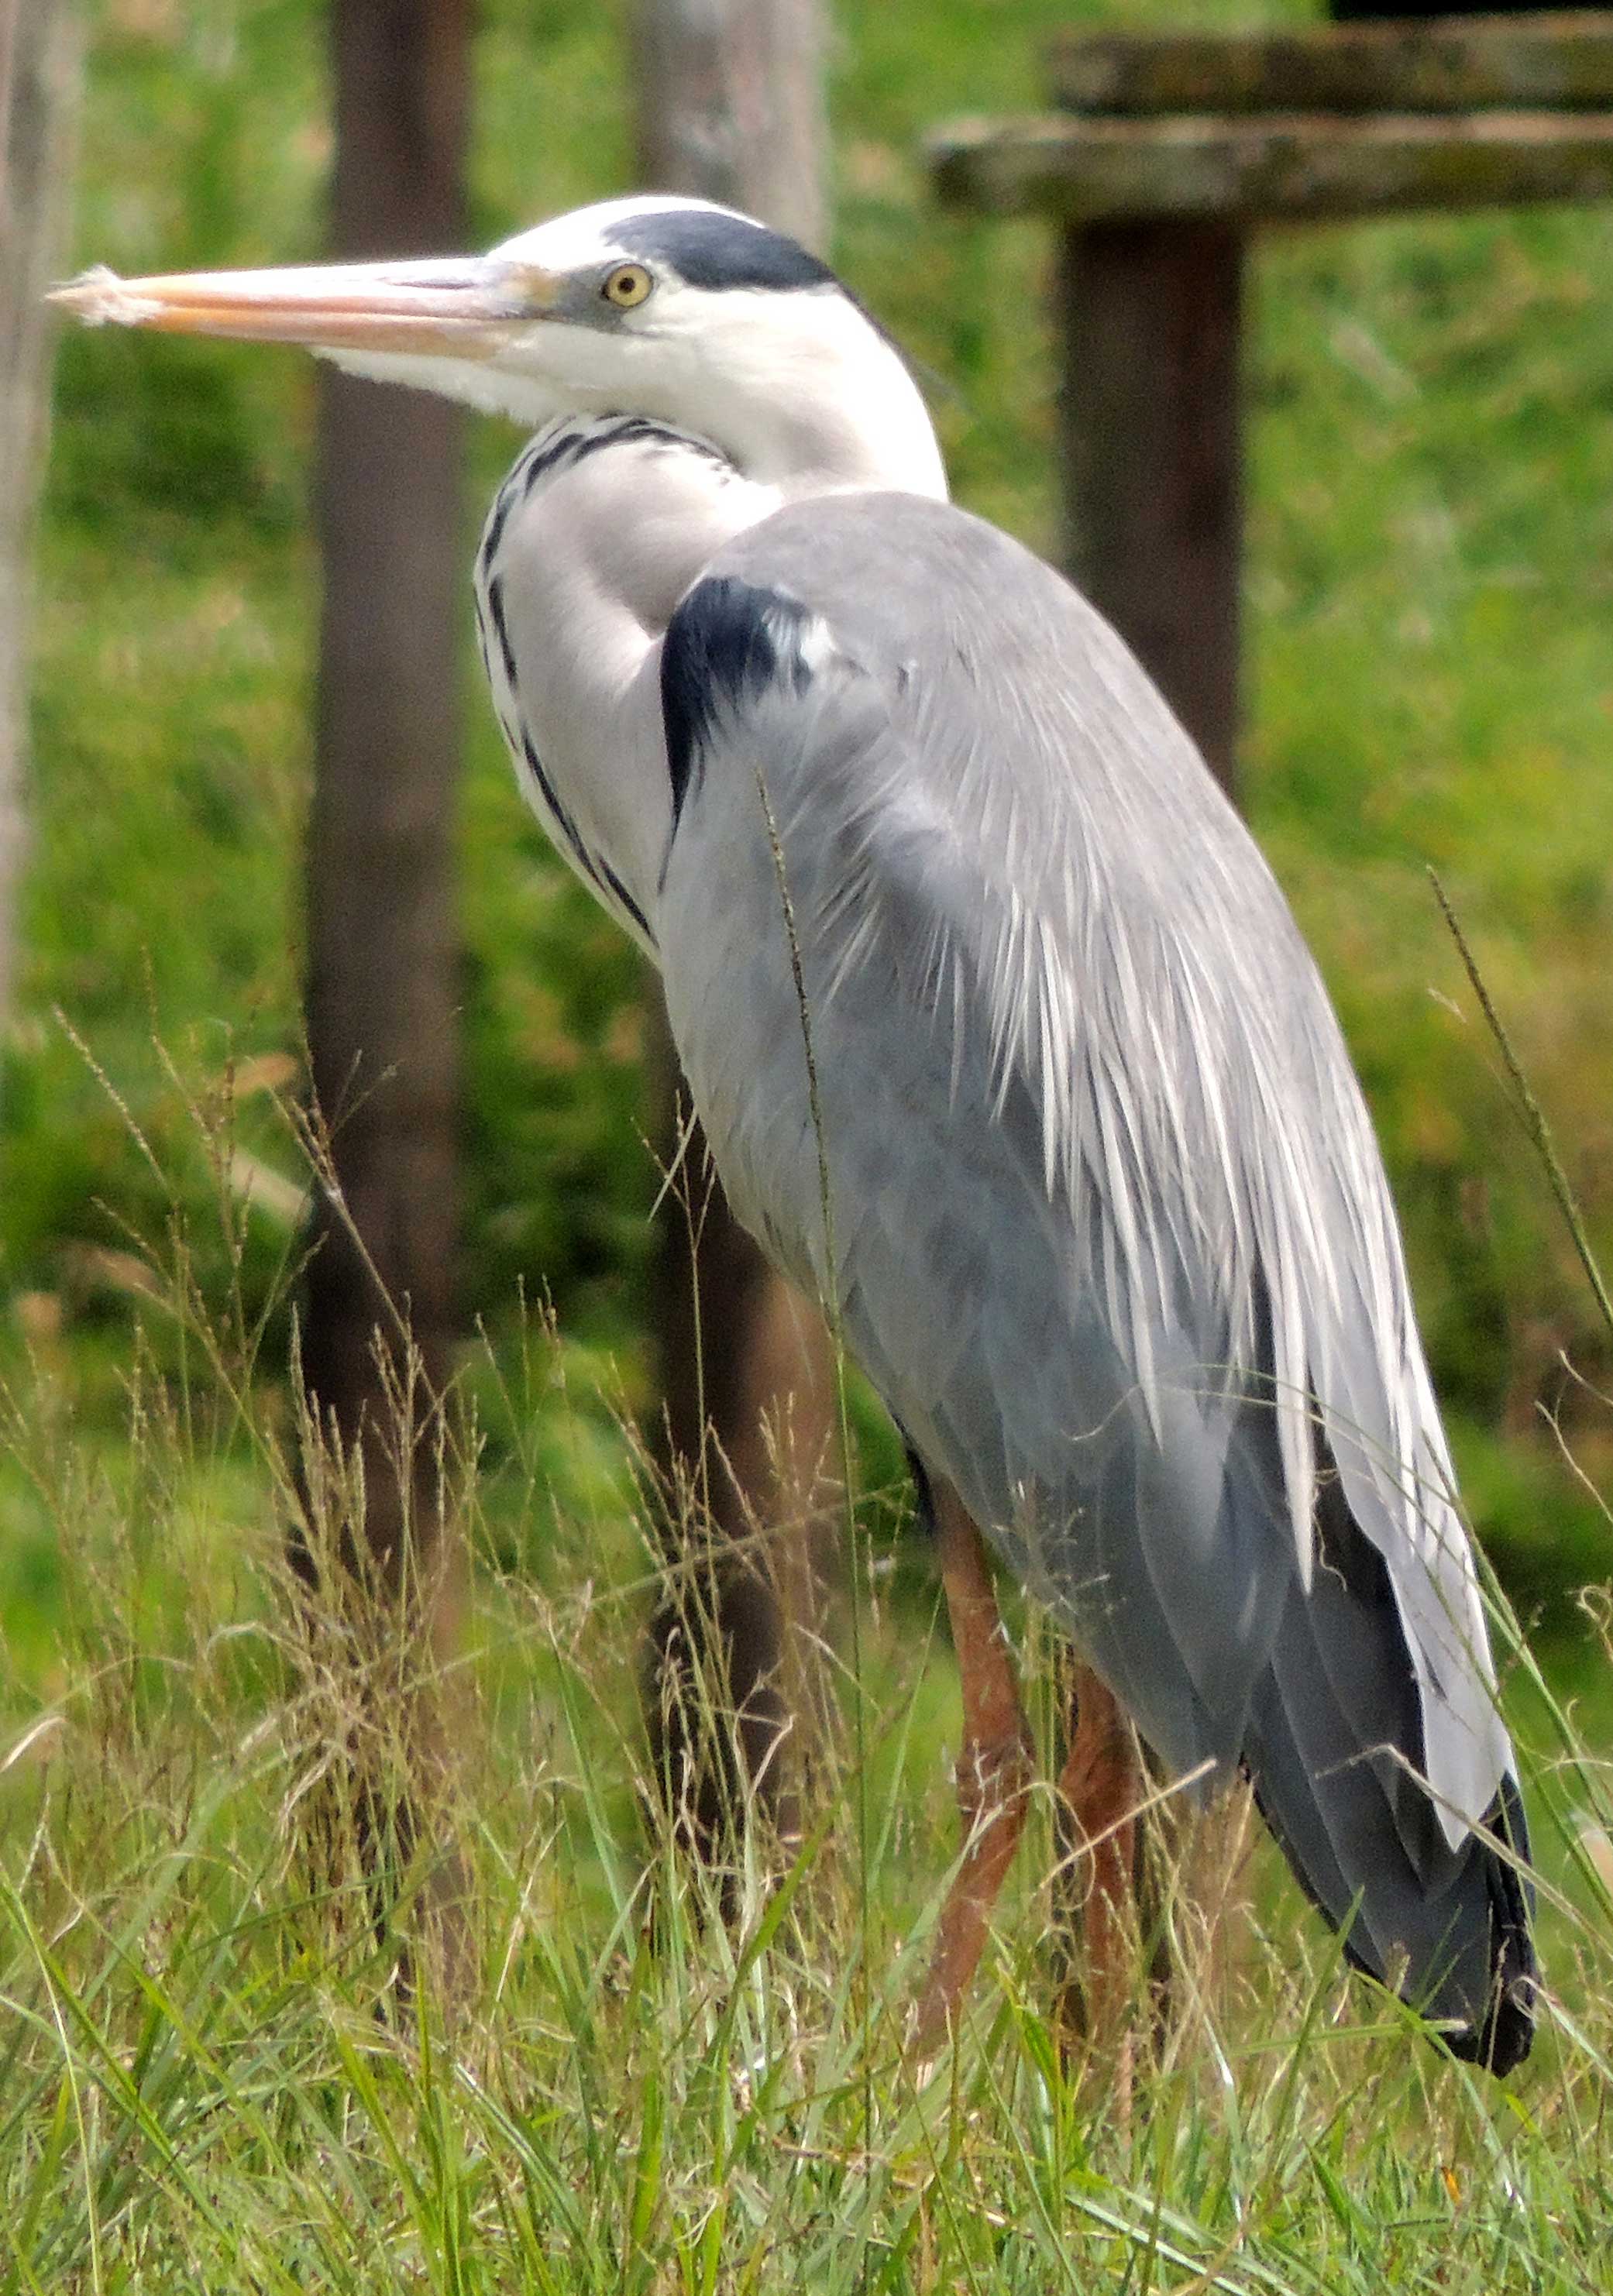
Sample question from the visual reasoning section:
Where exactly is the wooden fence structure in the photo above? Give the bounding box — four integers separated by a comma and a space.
930, 12, 1613, 800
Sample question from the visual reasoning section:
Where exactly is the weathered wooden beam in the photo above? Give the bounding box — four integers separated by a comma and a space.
1058, 221, 1243, 799
930, 107, 1613, 222
1050, 15, 1613, 118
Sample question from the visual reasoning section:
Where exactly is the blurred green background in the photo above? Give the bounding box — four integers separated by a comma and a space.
12, 0, 1613, 1701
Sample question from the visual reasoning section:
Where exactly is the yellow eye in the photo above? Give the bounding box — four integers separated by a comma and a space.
602, 263, 652, 310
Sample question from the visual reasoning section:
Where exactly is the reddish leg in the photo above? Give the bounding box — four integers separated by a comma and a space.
909, 1483, 1034, 2057
1058, 1663, 1147, 2088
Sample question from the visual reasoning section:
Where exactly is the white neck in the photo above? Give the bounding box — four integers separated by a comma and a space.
475, 420, 780, 950
678, 291, 949, 501
472, 328, 947, 953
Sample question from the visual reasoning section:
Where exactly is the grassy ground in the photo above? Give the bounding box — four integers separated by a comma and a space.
2, 1238, 1611, 2290
9, 0, 1613, 2281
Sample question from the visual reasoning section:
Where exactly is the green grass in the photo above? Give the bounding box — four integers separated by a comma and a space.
2, 1224, 1611, 2289
10, 0, 1613, 2278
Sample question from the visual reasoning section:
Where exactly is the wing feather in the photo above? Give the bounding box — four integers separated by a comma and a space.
654, 493, 1525, 2040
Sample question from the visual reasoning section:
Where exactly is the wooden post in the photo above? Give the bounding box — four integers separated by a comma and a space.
1058, 218, 1245, 799
302, 0, 469, 1598
634, 0, 838, 1875
297, 0, 473, 1992
635, 0, 827, 249
932, 17, 1613, 803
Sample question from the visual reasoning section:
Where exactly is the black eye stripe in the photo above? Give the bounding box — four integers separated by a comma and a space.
600, 209, 906, 359
608, 210, 838, 294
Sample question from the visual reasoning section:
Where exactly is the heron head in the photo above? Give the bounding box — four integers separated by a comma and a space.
51, 194, 947, 501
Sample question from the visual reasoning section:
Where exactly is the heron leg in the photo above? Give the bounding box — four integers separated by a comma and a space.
908, 1483, 1034, 2057
1056, 1663, 1150, 2085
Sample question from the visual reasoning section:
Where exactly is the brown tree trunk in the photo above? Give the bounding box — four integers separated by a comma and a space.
0, 0, 81, 1057
301, 0, 469, 1595
635, 0, 827, 250
634, 0, 839, 1869
295, 0, 471, 1982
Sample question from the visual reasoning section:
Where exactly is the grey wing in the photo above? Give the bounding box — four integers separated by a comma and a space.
655, 492, 1529, 2045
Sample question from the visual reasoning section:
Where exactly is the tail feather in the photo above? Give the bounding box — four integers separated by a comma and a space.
1442, 1772, 1535, 2074
1243, 1557, 1536, 2074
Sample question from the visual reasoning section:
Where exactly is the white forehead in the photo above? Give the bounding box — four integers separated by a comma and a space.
491, 195, 750, 273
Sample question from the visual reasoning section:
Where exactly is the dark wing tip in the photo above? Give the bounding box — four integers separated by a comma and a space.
1443, 1971, 1536, 2079
1441, 1773, 1536, 2078
1250, 1759, 1537, 2078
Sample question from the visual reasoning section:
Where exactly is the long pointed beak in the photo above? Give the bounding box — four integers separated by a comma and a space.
48, 255, 550, 358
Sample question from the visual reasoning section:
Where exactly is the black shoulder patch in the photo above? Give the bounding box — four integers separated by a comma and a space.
613, 208, 839, 295
660, 576, 816, 839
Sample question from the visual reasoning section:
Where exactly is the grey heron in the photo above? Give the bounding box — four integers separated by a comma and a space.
53, 194, 1536, 2074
